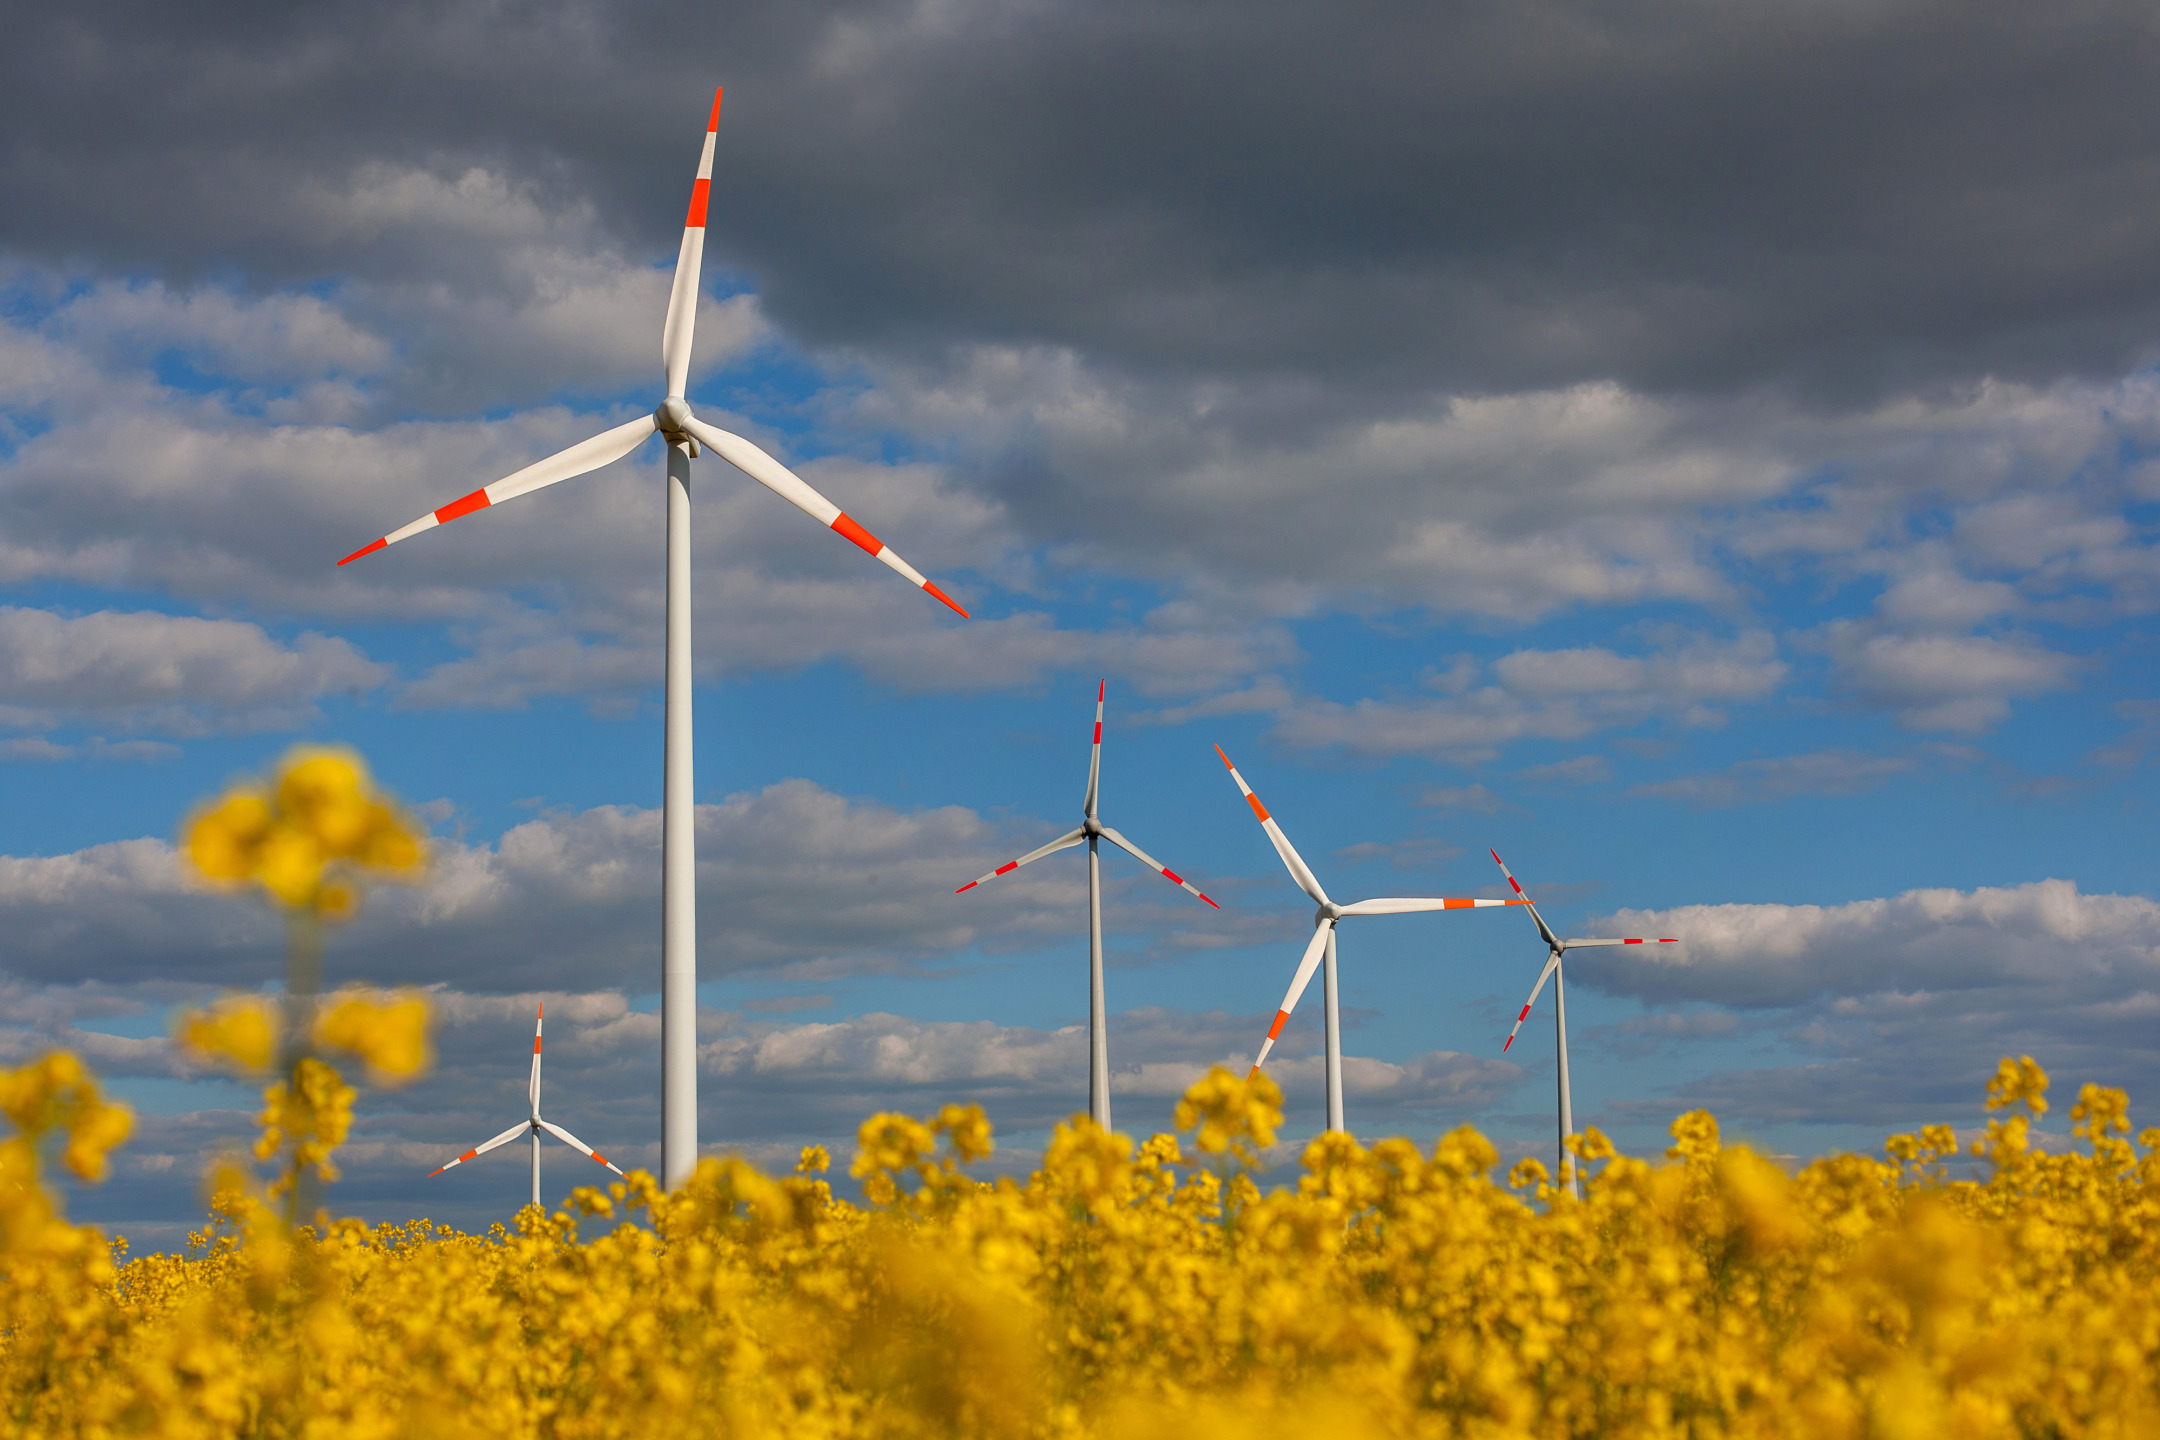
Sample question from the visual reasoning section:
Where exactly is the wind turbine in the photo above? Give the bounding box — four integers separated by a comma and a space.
1491, 849, 1678, 1197
954, 682, 1218, 1130
338, 90, 968, 1188
1217, 747, 1528, 1133
428, 1004, 624, 1209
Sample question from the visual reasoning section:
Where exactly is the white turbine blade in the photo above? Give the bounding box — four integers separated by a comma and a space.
1214, 747, 1329, 907
1097, 825, 1219, 909
1084, 680, 1105, 819
954, 826, 1088, 894
1251, 920, 1333, 1073
538, 1119, 626, 1177
337, 415, 659, 566
1489, 848, 1563, 952
528, 1003, 544, 1116
427, 1119, 531, 1177
662, 88, 723, 400
678, 415, 970, 617
1558, 936, 1680, 948
1502, 954, 1562, 1053
1338, 896, 1531, 916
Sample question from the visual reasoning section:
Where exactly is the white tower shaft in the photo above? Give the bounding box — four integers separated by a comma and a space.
661, 441, 698, 1188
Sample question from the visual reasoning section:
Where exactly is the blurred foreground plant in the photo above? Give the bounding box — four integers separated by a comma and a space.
178, 746, 430, 1219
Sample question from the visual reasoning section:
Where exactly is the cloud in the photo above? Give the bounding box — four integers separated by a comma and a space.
0, 606, 387, 735
1628, 750, 1916, 808
0, 780, 1247, 991
1819, 623, 2082, 732
1270, 632, 1786, 763
1581, 879, 2160, 1010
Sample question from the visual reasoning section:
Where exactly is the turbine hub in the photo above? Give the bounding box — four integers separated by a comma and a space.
1319, 902, 1342, 923
655, 395, 694, 437
1083, 818, 1102, 837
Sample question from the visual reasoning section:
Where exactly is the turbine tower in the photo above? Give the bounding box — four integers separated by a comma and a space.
340, 90, 967, 1187
955, 682, 1218, 1129
429, 1004, 624, 1209
1491, 849, 1678, 1197
1217, 747, 1527, 1133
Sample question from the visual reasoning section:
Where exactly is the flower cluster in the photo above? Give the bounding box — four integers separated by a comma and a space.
7, 1051, 2160, 1435
183, 746, 424, 917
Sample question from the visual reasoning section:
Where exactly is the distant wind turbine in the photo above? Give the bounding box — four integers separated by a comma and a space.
1217, 747, 1527, 1133
429, 1004, 624, 1209
340, 89, 968, 1187
954, 683, 1218, 1130
1491, 848, 1678, 1197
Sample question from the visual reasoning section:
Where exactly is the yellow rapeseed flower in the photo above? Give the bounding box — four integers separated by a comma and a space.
313, 990, 432, 1084
181, 746, 426, 918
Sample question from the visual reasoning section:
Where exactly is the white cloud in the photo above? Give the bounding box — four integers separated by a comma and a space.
1628, 750, 1915, 807
0, 606, 387, 736
1819, 624, 2081, 732
1269, 632, 1785, 762
1582, 879, 2160, 1009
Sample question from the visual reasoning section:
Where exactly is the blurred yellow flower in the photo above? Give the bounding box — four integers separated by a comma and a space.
313, 991, 431, 1085
181, 746, 426, 917
175, 997, 278, 1073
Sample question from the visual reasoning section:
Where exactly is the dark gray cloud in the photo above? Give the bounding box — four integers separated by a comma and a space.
6, 0, 2160, 404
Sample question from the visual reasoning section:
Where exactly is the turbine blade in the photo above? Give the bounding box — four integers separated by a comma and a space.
1489, 848, 1563, 952
528, 1002, 544, 1116
1502, 954, 1562, 1053
337, 415, 659, 565
1251, 920, 1333, 1072
1557, 937, 1681, 948
1337, 896, 1531, 916
1083, 680, 1105, 819
427, 1119, 532, 1177
1097, 825, 1219, 908
1214, 747, 1329, 906
538, 1118, 626, 1177
679, 415, 969, 617
954, 827, 1088, 894
662, 87, 723, 400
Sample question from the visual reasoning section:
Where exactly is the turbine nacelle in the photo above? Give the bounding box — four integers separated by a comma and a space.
655, 395, 696, 444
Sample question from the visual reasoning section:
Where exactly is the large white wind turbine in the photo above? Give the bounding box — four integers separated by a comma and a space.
1217, 747, 1528, 1133
428, 1004, 624, 1209
954, 682, 1218, 1130
1491, 849, 1678, 1197
340, 90, 967, 1188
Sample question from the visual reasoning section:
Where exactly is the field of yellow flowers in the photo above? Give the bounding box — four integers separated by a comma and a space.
6, 1047, 2160, 1438
6, 749, 2158, 1437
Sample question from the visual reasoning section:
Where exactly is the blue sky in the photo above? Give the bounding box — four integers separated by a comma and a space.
3, 0, 2159, 1248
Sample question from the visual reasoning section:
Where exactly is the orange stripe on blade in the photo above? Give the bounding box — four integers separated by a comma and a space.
707, 88, 724, 131
590, 1152, 610, 1167
955, 881, 978, 894
1444, 897, 1472, 909
435, 488, 491, 524
685, 177, 710, 228
336, 537, 387, 566
994, 861, 1018, 875
922, 580, 969, 617
1245, 793, 1270, 823
1265, 1009, 1290, 1041
830, 511, 883, 556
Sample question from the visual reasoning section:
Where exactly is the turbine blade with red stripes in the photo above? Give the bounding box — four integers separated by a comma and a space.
1215, 747, 1329, 907
954, 826, 1088, 894
528, 1003, 544, 1116
1096, 825, 1219, 908
1502, 954, 1562, 1053
1337, 896, 1530, 916
427, 1120, 532, 1177
662, 87, 723, 400
336, 415, 658, 566
538, 1119, 627, 1177
679, 415, 968, 617
1252, 920, 1334, 1072
1083, 680, 1105, 819
1558, 936, 1681, 948
1489, 848, 1563, 952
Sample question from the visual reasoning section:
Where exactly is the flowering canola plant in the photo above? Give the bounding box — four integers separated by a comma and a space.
7, 1048, 2160, 1438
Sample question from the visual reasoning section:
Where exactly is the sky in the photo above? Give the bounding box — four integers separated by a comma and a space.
2, 0, 2157, 1250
